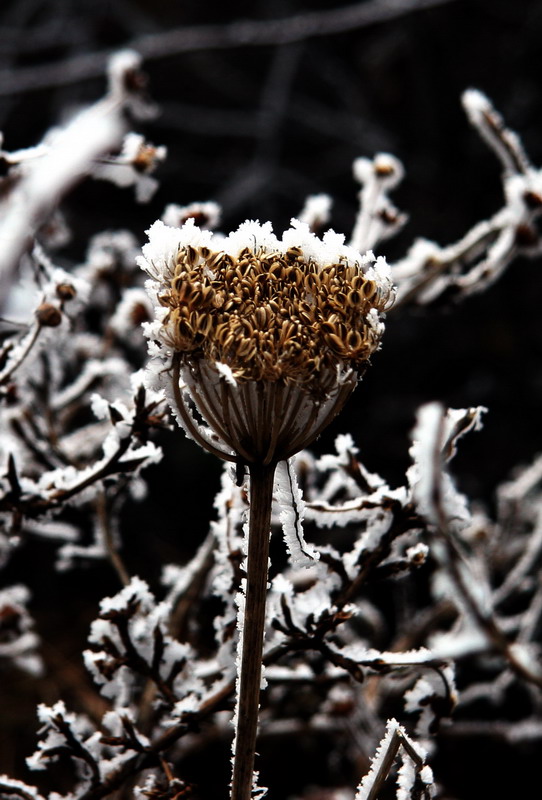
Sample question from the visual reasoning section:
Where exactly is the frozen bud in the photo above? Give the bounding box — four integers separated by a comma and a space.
56, 282, 77, 302
515, 223, 539, 248
0, 603, 21, 633
35, 302, 62, 327
130, 301, 151, 325
297, 194, 332, 234
406, 542, 429, 566
523, 190, 542, 209
108, 49, 146, 98
140, 218, 394, 464
161, 201, 222, 231
373, 153, 404, 187
106, 49, 156, 121
130, 141, 166, 174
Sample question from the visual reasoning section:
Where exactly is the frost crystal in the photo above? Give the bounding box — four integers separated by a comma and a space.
274, 459, 319, 567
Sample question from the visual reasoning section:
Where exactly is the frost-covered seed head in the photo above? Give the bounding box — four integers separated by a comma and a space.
140, 218, 393, 462
141, 219, 392, 392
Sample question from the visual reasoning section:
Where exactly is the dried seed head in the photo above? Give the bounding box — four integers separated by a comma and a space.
140, 218, 394, 463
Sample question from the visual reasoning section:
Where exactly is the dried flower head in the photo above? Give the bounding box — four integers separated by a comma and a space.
139, 218, 393, 464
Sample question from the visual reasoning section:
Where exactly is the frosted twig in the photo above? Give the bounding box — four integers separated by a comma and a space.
0, 776, 46, 800
412, 403, 542, 688
0, 51, 154, 306
0, 393, 161, 520
0, 105, 124, 305
497, 452, 542, 516
350, 154, 406, 253
355, 719, 432, 800
492, 505, 542, 606
0, 323, 42, 386
462, 88, 530, 176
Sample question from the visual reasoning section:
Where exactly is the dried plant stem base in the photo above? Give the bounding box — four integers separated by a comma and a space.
230, 462, 276, 800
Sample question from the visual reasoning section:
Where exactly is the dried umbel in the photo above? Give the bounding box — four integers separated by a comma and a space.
139, 218, 393, 465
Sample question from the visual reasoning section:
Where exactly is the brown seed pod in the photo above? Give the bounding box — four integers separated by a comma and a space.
346, 289, 362, 307
185, 245, 198, 266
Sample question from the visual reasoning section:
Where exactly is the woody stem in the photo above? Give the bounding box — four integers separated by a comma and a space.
230, 461, 276, 800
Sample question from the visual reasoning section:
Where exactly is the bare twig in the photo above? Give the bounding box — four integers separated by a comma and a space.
96, 490, 131, 587
0, 0, 456, 96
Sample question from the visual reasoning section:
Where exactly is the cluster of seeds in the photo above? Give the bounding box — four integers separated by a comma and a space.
157, 244, 392, 394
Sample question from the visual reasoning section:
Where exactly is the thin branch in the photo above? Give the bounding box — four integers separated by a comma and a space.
96, 490, 131, 587
0, 0, 457, 96
0, 323, 42, 385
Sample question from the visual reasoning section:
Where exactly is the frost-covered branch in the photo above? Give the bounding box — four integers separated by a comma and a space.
355, 719, 433, 800
390, 90, 542, 307
410, 402, 542, 688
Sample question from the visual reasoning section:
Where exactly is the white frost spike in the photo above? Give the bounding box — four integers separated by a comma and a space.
250, 773, 269, 800
274, 459, 319, 568
215, 361, 237, 386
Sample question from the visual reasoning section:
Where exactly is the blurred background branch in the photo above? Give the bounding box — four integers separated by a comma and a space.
0, 0, 456, 96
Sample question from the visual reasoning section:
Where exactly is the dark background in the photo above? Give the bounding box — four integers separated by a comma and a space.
1, 0, 542, 797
